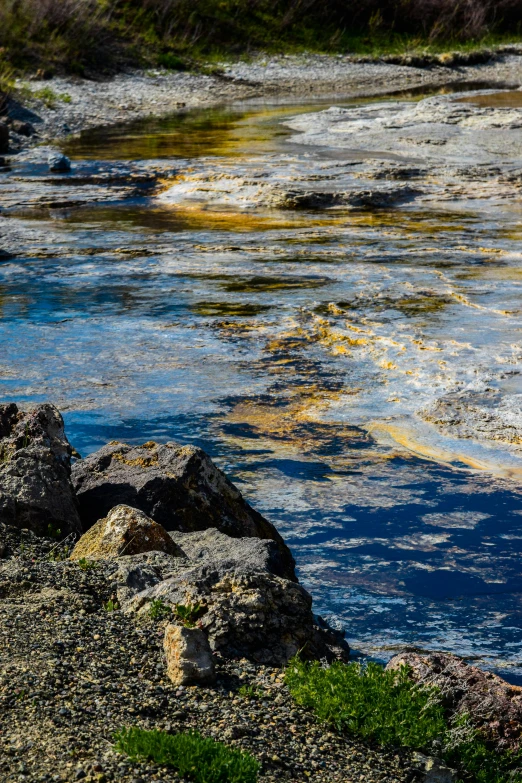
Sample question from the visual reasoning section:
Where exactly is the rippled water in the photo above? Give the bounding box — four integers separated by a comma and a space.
2, 90, 522, 679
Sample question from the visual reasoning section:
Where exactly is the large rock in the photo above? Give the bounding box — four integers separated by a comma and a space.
0, 403, 81, 537
170, 527, 290, 579
128, 562, 349, 666
71, 441, 296, 580
70, 504, 181, 560
164, 624, 216, 686
386, 651, 522, 751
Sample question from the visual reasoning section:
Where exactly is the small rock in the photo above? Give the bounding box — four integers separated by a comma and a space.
164, 624, 216, 686
48, 153, 71, 173
70, 504, 181, 560
411, 753, 456, 782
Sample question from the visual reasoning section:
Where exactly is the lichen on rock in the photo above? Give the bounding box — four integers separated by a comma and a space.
70, 504, 182, 560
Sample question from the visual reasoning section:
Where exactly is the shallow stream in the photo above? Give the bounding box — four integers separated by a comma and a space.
2, 87, 522, 678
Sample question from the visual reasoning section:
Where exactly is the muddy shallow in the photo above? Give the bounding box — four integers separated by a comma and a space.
2, 87, 522, 679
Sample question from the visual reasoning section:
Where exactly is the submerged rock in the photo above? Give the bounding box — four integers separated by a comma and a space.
0, 403, 81, 537
420, 390, 522, 448
70, 504, 181, 560
387, 650, 522, 751
71, 440, 296, 580
164, 624, 216, 686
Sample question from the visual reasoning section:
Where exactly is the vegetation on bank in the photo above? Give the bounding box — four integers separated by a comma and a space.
115, 727, 260, 783
285, 657, 522, 783
0, 0, 521, 77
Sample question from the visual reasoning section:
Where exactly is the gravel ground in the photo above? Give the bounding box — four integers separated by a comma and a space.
0, 525, 418, 783
7, 50, 522, 151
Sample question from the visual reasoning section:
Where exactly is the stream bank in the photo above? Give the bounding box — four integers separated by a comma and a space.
4, 51, 522, 150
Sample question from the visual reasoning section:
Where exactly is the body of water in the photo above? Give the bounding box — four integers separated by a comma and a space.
2, 90, 522, 679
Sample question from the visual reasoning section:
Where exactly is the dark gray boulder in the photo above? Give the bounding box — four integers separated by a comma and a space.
71, 441, 296, 580
0, 403, 81, 536
48, 153, 71, 173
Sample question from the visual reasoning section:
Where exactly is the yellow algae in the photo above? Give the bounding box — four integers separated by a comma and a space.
457, 90, 522, 109
221, 387, 366, 460
331, 345, 351, 355
457, 266, 522, 283
151, 202, 348, 232
367, 421, 522, 479
449, 290, 512, 316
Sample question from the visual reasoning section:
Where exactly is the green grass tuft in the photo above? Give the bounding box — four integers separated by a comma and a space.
285, 658, 522, 783
114, 727, 259, 783
285, 657, 446, 749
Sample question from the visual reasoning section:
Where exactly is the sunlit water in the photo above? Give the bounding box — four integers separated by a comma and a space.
1, 88, 522, 679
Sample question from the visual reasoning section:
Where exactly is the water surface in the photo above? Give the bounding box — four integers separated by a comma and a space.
2, 90, 522, 679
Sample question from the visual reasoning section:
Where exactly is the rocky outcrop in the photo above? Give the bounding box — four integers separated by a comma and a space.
386, 651, 522, 751
164, 624, 216, 686
70, 504, 182, 560
71, 441, 296, 580
0, 403, 81, 537
127, 561, 349, 666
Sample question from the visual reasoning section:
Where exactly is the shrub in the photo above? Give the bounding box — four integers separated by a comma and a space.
114, 727, 259, 783
285, 657, 446, 749
444, 716, 522, 783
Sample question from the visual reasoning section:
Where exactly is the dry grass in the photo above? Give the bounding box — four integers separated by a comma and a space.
0, 0, 521, 75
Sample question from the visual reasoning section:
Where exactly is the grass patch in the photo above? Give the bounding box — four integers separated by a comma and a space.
285, 658, 446, 748
18, 85, 72, 107
285, 658, 522, 783
114, 727, 259, 783
78, 557, 97, 571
